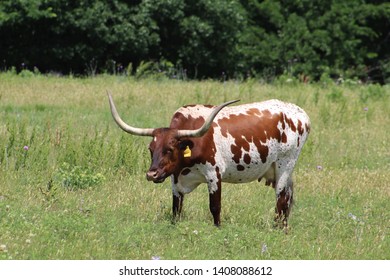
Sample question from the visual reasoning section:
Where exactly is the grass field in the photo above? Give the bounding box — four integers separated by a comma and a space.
0, 73, 389, 260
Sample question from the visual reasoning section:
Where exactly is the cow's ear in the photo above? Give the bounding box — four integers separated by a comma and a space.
178, 139, 194, 150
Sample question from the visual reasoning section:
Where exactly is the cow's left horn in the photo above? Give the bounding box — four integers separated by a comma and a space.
107, 91, 155, 136
176, 99, 240, 138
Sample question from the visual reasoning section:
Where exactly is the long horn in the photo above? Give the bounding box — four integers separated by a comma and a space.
107, 91, 154, 136
176, 99, 240, 138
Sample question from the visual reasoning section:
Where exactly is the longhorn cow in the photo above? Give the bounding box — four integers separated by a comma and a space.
108, 93, 310, 229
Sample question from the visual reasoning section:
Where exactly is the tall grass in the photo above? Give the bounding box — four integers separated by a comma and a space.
0, 73, 389, 259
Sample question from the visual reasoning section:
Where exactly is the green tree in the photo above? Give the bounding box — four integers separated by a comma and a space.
1, 0, 389, 82
0, 0, 158, 74
140, 0, 246, 78
0, 0, 245, 78
239, 0, 390, 82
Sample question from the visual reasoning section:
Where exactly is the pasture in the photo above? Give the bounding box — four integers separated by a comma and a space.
0, 73, 389, 260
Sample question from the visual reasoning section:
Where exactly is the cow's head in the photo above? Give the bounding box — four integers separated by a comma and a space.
107, 92, 238, 183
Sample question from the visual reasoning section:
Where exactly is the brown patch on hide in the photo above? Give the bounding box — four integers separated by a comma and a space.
243, 153, 251, 165
218, 109, 288, 165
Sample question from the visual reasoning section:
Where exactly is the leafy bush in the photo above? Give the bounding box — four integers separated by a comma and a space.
54, 163, 105, 190
239, 0, 390, 83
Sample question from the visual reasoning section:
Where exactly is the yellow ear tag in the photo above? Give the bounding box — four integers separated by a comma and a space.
183, 146, 191, 158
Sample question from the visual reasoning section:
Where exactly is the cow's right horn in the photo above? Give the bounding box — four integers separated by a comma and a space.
176, 99, 240, 138
107, 92, 154, 136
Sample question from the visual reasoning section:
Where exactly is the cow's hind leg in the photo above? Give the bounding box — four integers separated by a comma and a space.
172, 191, 184, 224
274, 164, 295, 232
275, 176, 293, 229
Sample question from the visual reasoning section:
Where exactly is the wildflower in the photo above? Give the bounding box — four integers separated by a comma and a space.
151, 256, 161, 260
316, 165, 323, 171
348, 213, 357, 221
0, 244, 7, 252
193, 230, 199, 235
261, 243, 268, 254
23, 145, 29, 151
363, 107, 368, 112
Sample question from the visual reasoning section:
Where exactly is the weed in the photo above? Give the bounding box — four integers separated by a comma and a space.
39, 179, 58, 207
326, 87, 345, 102
54, 162, 105, 190
359, 84, 387, 103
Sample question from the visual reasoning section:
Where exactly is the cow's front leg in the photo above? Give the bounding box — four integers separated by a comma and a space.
172, 191, 184, 223
209, 180, 222, 227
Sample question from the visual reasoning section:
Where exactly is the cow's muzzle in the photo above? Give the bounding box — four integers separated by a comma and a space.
146, 170, 168, 183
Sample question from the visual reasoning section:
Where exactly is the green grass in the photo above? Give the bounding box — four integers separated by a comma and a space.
0, 73, 389, 259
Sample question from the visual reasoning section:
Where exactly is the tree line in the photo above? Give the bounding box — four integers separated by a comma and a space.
0, 0, 389, 83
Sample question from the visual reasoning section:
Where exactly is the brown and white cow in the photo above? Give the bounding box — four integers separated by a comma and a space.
108, 93, 310, 229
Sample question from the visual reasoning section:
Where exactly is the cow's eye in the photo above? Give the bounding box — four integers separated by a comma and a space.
164, 148, 173, 155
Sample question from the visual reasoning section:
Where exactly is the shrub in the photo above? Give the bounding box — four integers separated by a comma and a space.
54, 162, 105, 190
